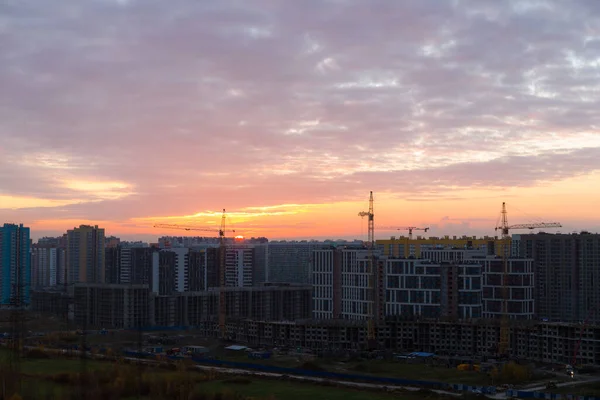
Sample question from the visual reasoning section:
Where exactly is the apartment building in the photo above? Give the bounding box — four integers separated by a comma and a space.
385, 257, 482, 320
518, 232, 600, 324
519, 233, 580, 322
480, 257, 535, 320
32, 245, 65, 288
312, 246, 533, 322
311, 246, 383, 321
264, 242, 331, 284
578, 233, 600, 323
0, 223, 31, 305
66, 225, 105, 284
225, 245, 255, 287
311, 248, 337, 319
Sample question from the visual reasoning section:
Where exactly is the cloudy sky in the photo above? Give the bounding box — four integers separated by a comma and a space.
2, 0, 599, 241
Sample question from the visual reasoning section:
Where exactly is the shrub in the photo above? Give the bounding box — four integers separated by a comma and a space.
26, 348, 49, 359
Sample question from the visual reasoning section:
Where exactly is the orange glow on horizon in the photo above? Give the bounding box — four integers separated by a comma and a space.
13, 171, 600, 240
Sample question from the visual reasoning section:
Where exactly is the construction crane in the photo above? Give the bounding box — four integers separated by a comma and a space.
380, 226, 430, 240
494, 202, 562, 358
154, 209, 233, 339
358, 191, 378, 350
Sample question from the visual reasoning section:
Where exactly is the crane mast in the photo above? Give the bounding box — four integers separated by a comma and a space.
218, 209, 227, 339
498, 203, 510, 357
495, 202, 562, 358
358, 191, 377, 349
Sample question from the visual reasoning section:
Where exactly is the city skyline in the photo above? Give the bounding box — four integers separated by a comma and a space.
2, 0, 600, 241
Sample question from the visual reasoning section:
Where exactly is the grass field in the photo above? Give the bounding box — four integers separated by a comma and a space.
0, 349, 463, 400
198, 378, 449, 400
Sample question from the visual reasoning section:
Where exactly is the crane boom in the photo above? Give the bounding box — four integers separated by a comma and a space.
154, 223, 222, 233
507, 223, 561, 230
380, 226, 430, 240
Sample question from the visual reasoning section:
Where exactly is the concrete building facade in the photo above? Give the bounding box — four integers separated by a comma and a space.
518, 232, 600, 324
73, 283, 150, 329
32, 246, 64, 288
264, 242, 331, 284
519, 233, 580, 322
151, 285, 312, 329
0, 223, 31, 305
480, 257, 535, 320
66, 225, 105, 284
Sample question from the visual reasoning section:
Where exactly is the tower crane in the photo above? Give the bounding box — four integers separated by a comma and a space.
358, 191, 378, 350
380, 226, 430, 240
494, 202, 561, 358
154, 209, 233, 340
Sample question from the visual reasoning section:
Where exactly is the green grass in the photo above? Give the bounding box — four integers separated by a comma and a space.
20, 357, 111, 374
198, 378, 446, 400
0, 352, 462, 400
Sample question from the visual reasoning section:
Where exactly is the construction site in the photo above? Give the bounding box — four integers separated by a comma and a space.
3, 197, 599, 399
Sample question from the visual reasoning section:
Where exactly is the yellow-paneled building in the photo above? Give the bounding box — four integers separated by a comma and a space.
377, 235, 509, 258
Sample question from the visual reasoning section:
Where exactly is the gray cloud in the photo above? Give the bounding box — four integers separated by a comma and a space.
1, 0, 600, 225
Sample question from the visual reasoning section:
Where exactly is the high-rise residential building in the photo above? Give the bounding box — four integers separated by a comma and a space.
150, 248, 189, 294
66, 225, 105, 284
311, 246, 533, 322
0, 223, 31, 305
32, 236, 67, 288
578, 233, 600, 323
225, 245, 254, 288
311, 247, 378, 320
519, 232, 600, 324
32, 245, 65, 288
519, 233, 579, 322
385, 255, 483, 320
262, 241, 331, 284
105, 246, 120, 284
480, 257, 534, 320
105, 236, 121, 248
105, 245, 157, 285
310, 249, 335, 319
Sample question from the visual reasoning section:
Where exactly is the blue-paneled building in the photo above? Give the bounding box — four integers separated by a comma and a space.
0, 223, 31, 306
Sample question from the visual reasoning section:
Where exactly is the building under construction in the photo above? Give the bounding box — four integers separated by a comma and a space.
151, 284, 311, 328
72, 283, 311, 330
185, 318, 600, 366
377, 236, 500, 258
73, 283, 150, 329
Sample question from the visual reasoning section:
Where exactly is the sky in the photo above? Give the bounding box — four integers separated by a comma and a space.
1, 0, 600, 242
